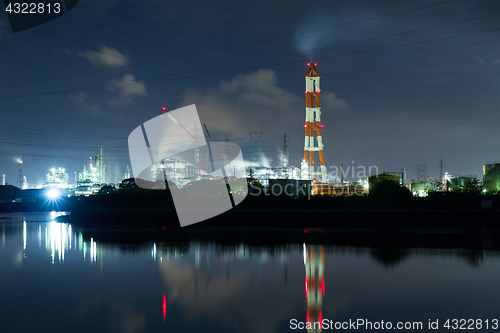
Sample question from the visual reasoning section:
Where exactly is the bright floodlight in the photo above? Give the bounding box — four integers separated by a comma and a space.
47, 189, 59, 199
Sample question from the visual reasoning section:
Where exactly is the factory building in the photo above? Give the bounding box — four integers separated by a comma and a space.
123, 165, 131, 180
45, 167, 69, 189
442, 173, 476, 192
312, 180, 366, 196
150, 158, 197, 188
409, 180, 437, 197
483, 162, 500, 193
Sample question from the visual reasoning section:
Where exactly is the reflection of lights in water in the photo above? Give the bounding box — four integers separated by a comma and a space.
152, 243, 157, 261
89, 238, 97, 263
23, 221, 26, 250
303, 243, 307, 265
43, 220, 82, 263
83, 242, 86, 261
38, 225, 42, 247
163, 294, 167, 324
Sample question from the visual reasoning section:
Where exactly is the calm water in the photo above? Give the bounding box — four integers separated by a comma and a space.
1, 212, 499, 333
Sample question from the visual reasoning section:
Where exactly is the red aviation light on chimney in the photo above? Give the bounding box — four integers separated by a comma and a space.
307, 63, 310, 66
314, 63, 317, 66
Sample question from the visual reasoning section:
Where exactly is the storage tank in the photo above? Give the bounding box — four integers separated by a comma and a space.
483, 162, 500, 193
446, 176, 476, 191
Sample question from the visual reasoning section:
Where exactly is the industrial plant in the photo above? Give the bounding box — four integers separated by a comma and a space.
1, 63, 499, 202
75, 145, 106, 196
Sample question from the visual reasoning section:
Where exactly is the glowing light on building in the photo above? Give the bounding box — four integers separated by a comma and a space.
47, 188, 60, 199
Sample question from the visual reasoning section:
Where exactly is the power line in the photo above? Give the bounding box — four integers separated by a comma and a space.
0, 0, 460, 88
2, 26, 497, 100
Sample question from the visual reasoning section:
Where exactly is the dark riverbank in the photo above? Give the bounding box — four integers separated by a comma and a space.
3, 190, 498, 229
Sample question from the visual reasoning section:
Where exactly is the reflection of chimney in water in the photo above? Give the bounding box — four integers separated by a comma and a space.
284, 262, 288, 286
304, 244, 325, 332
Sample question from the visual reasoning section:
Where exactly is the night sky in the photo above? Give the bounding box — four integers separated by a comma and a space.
0, 0, 498, 186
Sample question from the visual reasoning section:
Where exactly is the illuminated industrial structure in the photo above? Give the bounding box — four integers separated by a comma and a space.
303, 63, 328, 183
161, 107, 209, 181
78, 145, 106, 185
409, 180, 437, 197
151, 158, 197, 188
442, 173, 476, 192
124, 165, 131, 180
76, 145, 106, 195
45, 167, 69, 189
483, 162, 500, 193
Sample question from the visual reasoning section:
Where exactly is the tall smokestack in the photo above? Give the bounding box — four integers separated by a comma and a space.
340, 164, 343, 184
2, 174, 5, 186
303, 62, 328, 183
19, 162, 23, 190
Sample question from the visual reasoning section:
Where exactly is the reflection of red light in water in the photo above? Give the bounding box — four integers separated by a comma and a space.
321, 277, 325, 297
319, 311, 322, 324
305, 277, 308, 297
163, 294, 167, 323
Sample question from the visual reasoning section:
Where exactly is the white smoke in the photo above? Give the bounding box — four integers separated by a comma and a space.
292, 7, 381, 58
260, 154, 272, 168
